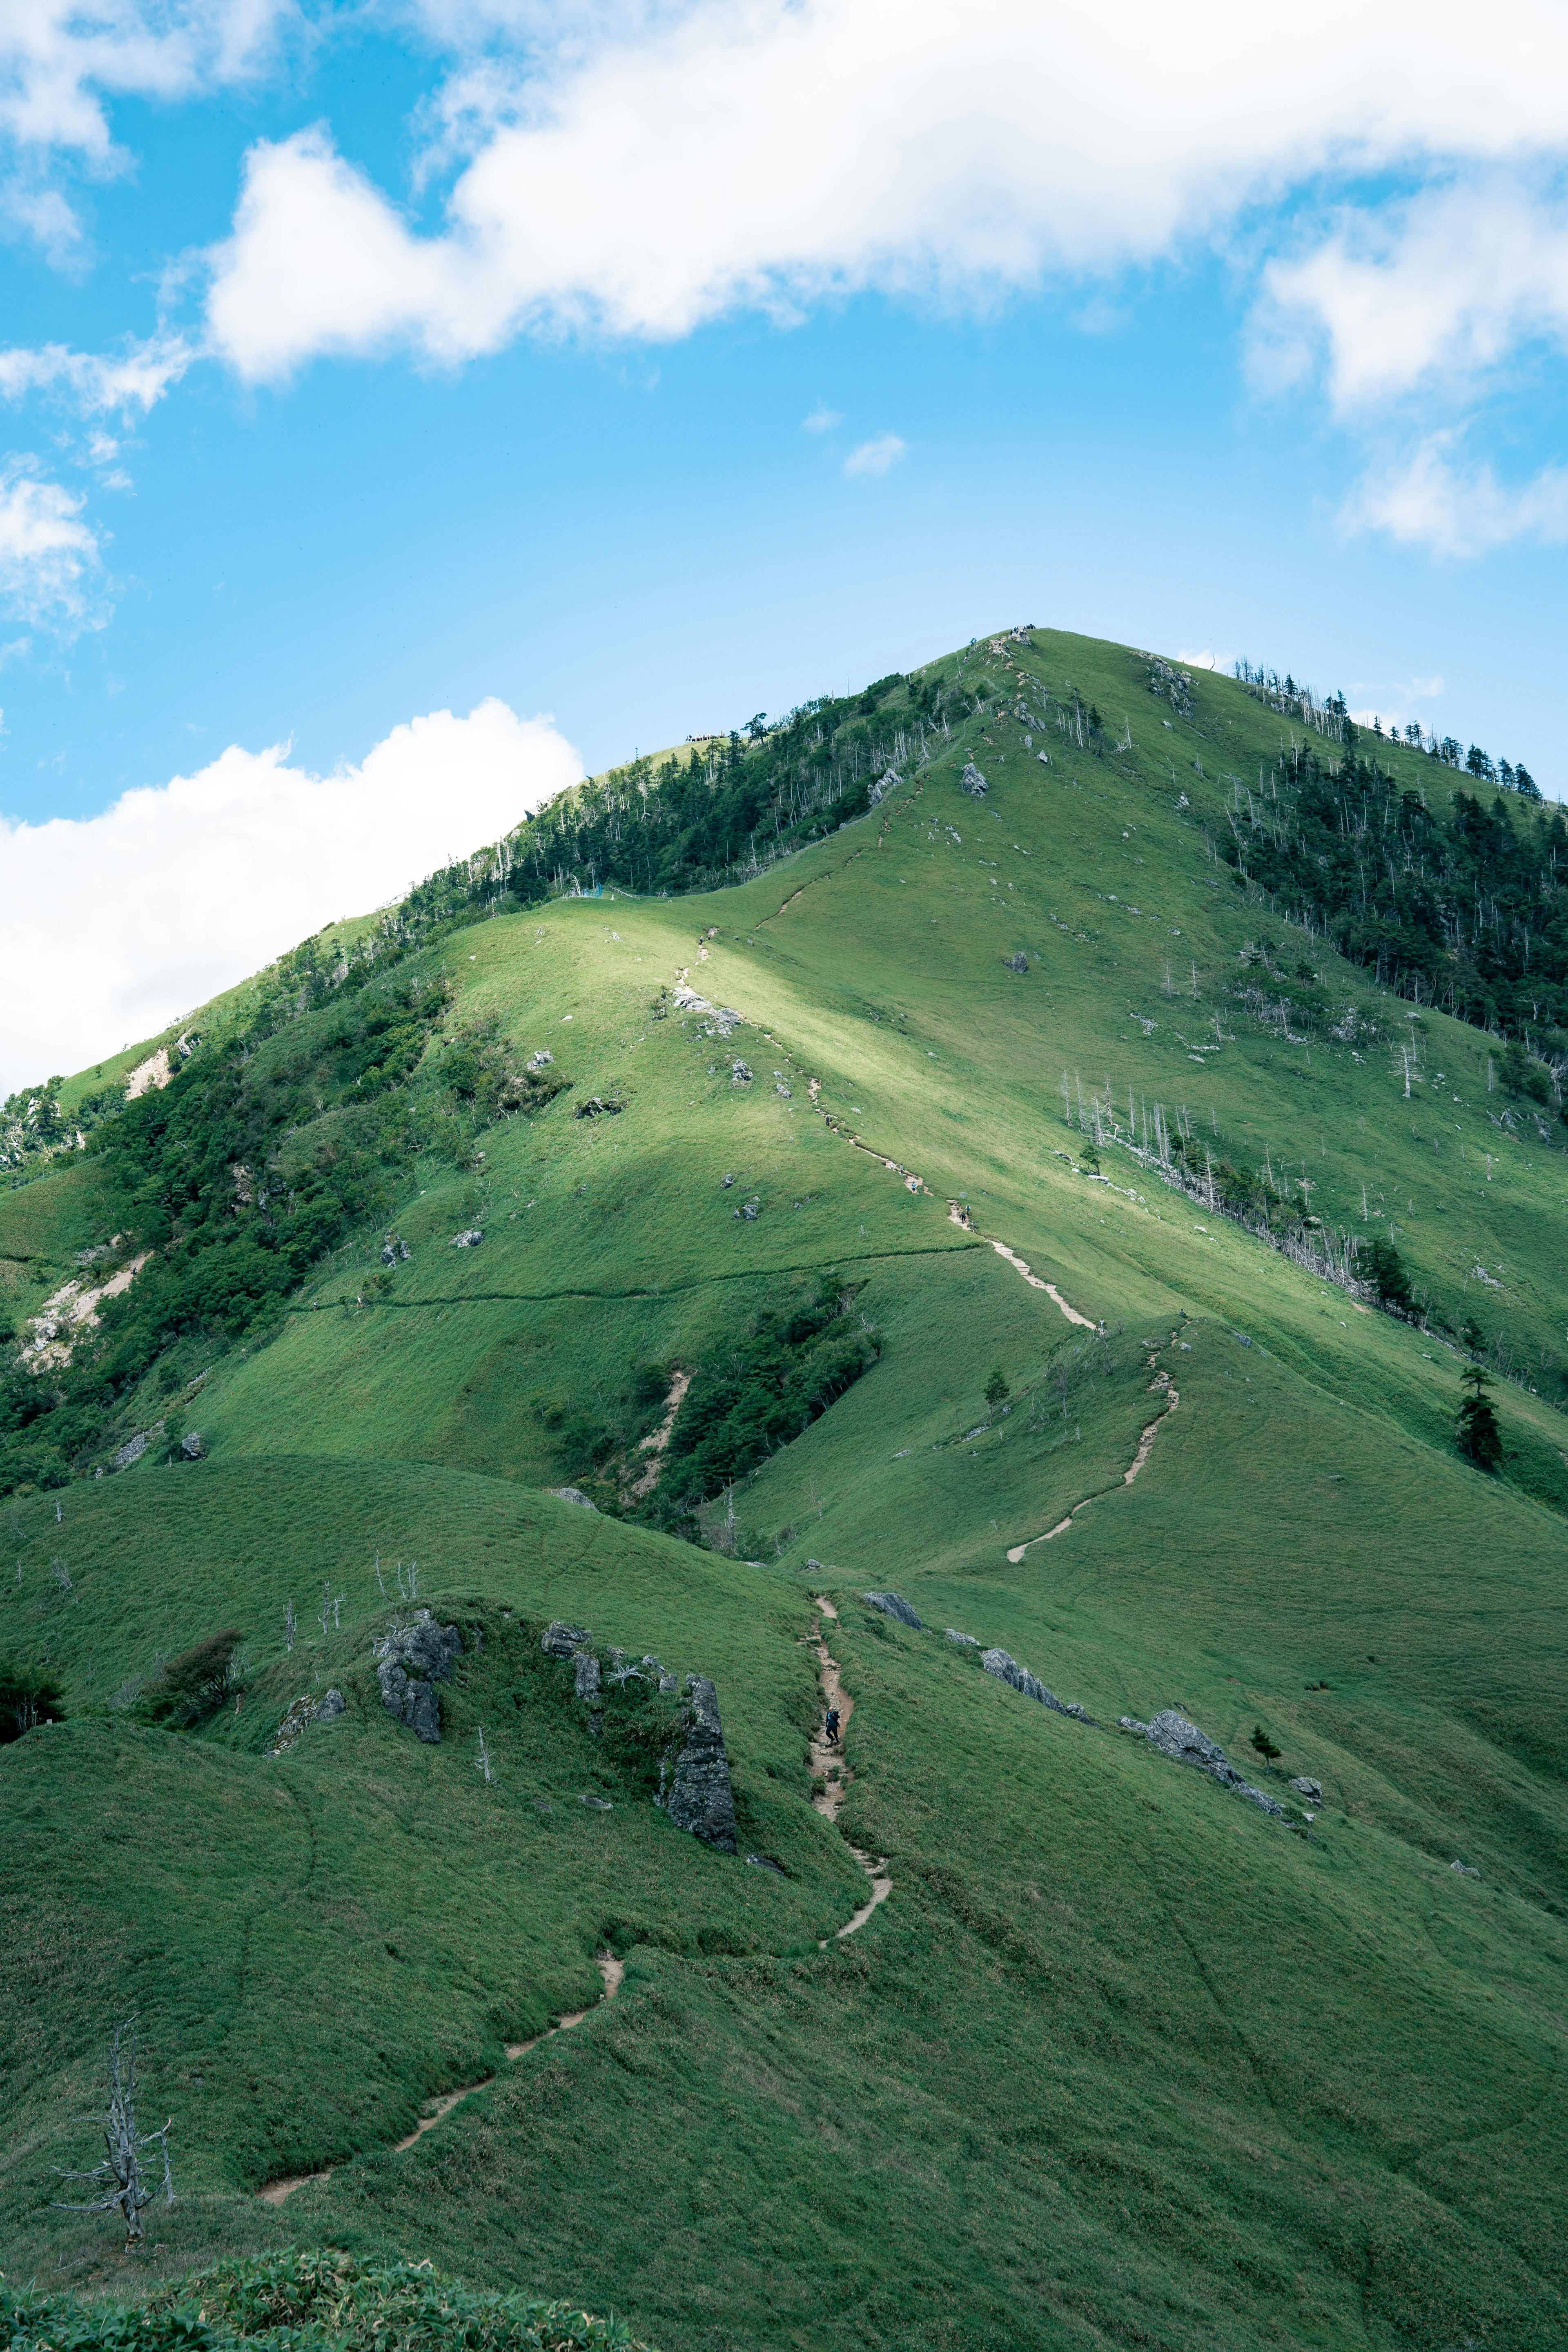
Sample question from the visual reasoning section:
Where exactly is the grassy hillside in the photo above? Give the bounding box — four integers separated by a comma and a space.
3, 627, 1567, 2351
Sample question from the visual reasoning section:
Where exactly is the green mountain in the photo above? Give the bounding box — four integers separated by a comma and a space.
4, 627, 1568, 2352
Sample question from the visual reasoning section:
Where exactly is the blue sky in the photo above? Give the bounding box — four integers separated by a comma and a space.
3, 0, 1568, 1082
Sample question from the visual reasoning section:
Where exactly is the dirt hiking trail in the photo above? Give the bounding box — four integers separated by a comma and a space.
1006, 1352, 1180, 1562
258, 1950, 624, 2204
810, 1597, 892, 1943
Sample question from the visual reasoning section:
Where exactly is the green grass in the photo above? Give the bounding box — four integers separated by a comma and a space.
4, 626, 1568, 2348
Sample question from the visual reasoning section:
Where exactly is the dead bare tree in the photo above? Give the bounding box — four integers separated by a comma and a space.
285, 1598, 297, 1652
53, 2022, 174, 2250
475, 1726, 494, 1784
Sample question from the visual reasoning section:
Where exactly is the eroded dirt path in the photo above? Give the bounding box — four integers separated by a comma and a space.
1005, 1359, 1180, 1563
258, 1951, 624, 2203
810, 1598, 892, 1942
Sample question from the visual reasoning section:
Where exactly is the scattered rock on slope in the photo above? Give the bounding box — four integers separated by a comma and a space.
375, 1610, 463, 1743
549, 1486, 598, 1509
960, 762, 989, 798
865, 1591, 923, 1629
541, 1620, 592, 1657
270, 1687, 345, 1756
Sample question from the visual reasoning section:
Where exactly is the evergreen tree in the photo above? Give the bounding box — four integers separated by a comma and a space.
1455, 1365, 1503, 1472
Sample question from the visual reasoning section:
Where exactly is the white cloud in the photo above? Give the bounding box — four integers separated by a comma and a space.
0, 335, 194, 416
0, 461, 100, 622
1257, 179, 1568, 412
1348, 434, 1568, 556
842, 431, 904, 478
1175, 646, 1225, 670
0, 696, 582, 1091
200, 0, 1568, 382
801, 403, 841, 431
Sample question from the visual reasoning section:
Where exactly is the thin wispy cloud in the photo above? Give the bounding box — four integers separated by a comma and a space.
0, 461, 101, 627
801, 403, 842, 432
843, 432, 905, 479
1348, 436, 1568, 558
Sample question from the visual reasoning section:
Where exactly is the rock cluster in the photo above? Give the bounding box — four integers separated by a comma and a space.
180, 1432, 205, 1460
374, 1610, 463, 1743
1119, 1708, 1287, 1818
864, 1591, 923, 1629
541, 1621, 737, 1851
574, 1096, 622, 1119
381, 1234, 412, 1265
450, 1228, 484, 1248
1003, 952, 1028, 975
959, 761, 989, 798
1289, 1775, 1323, 1802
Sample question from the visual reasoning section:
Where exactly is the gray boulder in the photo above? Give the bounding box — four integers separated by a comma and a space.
960, 761, 989, 797
981, 1648, 1073, 1716
1289, 1776, 1323, 1802
549, 1486, 598, 1509
1142, 1708, 1287, 1818
663, 1675, 737, 1852
731, 1060, 753, 1084
180, 1432, 206, 1460
374, 1611, 462, 1744
269, 1686, 345, 1757
1003, 952, 1028, 975
868, 767, 902, 807
865, 1591, 922, 1629
573, 1648, 603, 1704
946, 1629, 980, 1646
450, 1227, 484, 1248
541, 1620, 591, 1658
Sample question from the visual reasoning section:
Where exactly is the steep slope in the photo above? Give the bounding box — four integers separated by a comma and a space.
3, 627, 1567, 2352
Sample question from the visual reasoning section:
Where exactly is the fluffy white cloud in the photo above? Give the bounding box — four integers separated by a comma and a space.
843, 432, 904, 479
1257, 179, 1568, 411
0, 462, 100, 622
203, 0, 1568, 381
0, 696, 581, 1092
1349, 436, 1568, 556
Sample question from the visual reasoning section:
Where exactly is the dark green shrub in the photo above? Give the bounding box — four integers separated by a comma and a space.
137, 1631, 245, 1729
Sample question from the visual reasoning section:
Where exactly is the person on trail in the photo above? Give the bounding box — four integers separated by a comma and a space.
825, 1706, 841, 1744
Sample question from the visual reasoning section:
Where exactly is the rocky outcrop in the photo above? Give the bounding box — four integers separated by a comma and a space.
868, 767, 902, 806
1289, 1776, 1323, 1802
1121, 1708, 1287, 1818
374, 1611, 463, 1743
959, 761, 989, 797
541, 1620, 592, 1657
548, 1487, 598, 1509
180, 1432, 206, 1460
1003, 952, 1028, 975
573, 1648, 603, 1705
663, 1676, 737, 1852
864, 1591, 922, 1629
270, 1687, 345, 1757
450, 1228, 483, 1248
981, 1648, 1082, 1717
945, 1629, 979, 1646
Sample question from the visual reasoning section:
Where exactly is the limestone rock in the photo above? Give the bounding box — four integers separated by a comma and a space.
374, 1610, 463, 1744
960, 761, 989, 797
542, 1620, 591, 1658
574, 1096, 622, 1119
269, 1686, 346, 1757
1003, 952, 1028, 975
865, 1591, 923, 1629
663, 1675, 737, 1852
1289, 1776, 1324, 1802
981, 1648, 1072, 1715
731, 1059, 753, 1084
180, 1431, 206, 1460
450, 1228, 484, 1248
868, 767, 902, 807
945, 1629, 980, 1646
1142, 1708, 1288, 1818
549, 1486, 598, 1509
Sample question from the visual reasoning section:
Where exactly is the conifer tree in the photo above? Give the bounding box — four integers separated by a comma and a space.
1455, 1366, 1503, 1472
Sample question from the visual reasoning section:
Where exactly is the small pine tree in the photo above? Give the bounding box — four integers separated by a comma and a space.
1455, 1365, 1503, 1472
984, 1369, 1010, 1420
1250, 1725, 1281, 1761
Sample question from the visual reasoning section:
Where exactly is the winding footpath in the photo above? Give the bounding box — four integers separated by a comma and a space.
1005, 1355, 1180, 1562
809, 1597, 893, 1943
258, 1951, 625, 2205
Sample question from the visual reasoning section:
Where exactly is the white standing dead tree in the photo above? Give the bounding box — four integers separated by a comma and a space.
53, 2023, 174, 2250
475, 1726, 494, 1784
285, 1598, 297, 1653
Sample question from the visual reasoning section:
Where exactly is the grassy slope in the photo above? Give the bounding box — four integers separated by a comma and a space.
3, 629, 1567, 2350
